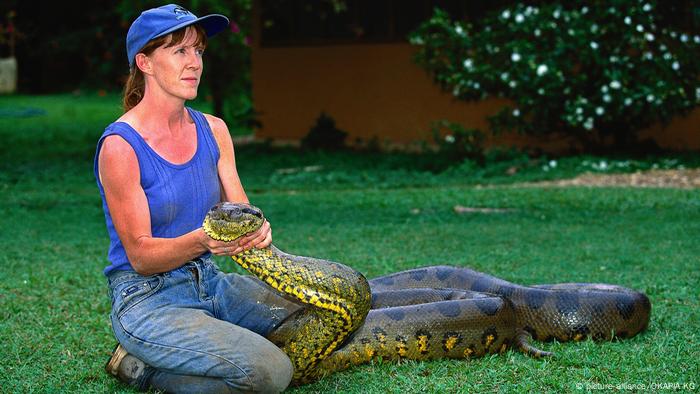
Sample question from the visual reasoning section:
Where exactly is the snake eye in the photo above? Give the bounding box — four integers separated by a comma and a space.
242, 207, 263, 218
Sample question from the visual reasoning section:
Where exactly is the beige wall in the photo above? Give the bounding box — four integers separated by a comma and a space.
251, 42, 700, 152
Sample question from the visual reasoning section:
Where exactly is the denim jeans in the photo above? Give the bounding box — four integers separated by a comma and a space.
107, 257, 302, 393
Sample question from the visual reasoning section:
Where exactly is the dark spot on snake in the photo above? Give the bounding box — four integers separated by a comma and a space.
435, 266, 453, 281
571, 324, 590, 338
415, 329, 432, 341
474, 298, 502, 316
395, 335, 407, 344
371, 327, 388, 343
435, 301, 462, 317
615, 294, 635, 320
470, 277, 492, 292
441, 332, 463, 352
481, 327, 498, 347
556, 292, 580, 315
524, 289, 548, 310
384, 308, 405, 321
360, 337, 371, 345
409, 269, 427, 282
592, 331, 607, 341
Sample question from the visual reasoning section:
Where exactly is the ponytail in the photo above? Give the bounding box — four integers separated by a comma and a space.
122, 68, 145, 112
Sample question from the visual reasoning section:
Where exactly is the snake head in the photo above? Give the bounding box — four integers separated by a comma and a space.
203, 202, 265, 242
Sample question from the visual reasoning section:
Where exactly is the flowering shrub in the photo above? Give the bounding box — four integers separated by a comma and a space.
410, 1, 700, 150
430, 120, 485, 162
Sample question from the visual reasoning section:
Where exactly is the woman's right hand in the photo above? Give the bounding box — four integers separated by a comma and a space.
199, 228, 246, 256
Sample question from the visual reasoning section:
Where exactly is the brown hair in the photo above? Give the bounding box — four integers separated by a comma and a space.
122, 24, 208, 112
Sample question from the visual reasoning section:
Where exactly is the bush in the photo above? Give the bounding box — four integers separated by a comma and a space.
410, 1, 700, 151
430, 120, 485, 163
301, 112, 349, 150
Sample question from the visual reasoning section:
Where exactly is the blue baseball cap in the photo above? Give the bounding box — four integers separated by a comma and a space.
126, 4, 229, 68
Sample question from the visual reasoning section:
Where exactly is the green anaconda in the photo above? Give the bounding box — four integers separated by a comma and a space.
203, 202, 651, 385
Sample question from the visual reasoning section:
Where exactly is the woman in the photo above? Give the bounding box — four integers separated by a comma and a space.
95, 5, 299, 392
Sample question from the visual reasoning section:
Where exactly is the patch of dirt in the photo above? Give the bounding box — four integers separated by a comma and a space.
525, 169, 700, 188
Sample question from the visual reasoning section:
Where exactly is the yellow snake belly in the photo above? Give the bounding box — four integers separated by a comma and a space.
231, 246, 372, 384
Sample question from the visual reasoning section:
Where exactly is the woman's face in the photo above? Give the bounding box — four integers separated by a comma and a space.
146, 27, 205, 101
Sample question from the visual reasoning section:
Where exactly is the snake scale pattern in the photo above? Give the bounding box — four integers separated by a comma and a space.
203, 202, 651, 385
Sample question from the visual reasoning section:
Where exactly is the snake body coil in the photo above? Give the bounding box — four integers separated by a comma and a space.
203, 203, 651, 385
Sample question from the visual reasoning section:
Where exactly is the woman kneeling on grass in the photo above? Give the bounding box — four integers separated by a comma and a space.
95, 4, 301, 392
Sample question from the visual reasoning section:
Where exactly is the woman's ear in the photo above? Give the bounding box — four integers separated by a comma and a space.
135, 53, 153, 75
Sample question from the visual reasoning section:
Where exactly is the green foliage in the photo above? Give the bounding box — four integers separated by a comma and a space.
301, 112, 349, 150
410, 1, 700, 150
430, 120, 485, 163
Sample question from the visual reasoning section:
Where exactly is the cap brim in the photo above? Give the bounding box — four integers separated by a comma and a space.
154, 14, 230, 40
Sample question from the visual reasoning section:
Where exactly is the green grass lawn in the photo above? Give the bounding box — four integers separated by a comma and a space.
0, 93, 698, 393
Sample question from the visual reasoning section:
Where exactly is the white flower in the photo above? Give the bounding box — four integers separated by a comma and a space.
590, 41, 599, 50
659, 44, 667, 51
576, 107, 583, 115
534, 29, 541, 37
455, 25, 464, 36
696, 87, 700, 101
643, 52, 653, 60
410, 36, 424, 45
695, 35, 700, 44
509, 80, 518, 88
672, 61, 680, 70
515, 14, 525, 23
473, 82, 481, 89
525, 6, 534, 16
609, 55, 619, 63
646, 94, 655, 102
590, 24, 599, 33
538, 88, 545, 95
463, 58, 474, 69
601, 85, 609, 93
513, 109, 521, 117
624, 97, 633, 106
610, 80, 622, 89
511, 52, 522, 62
549, 160, 557, 168
636, 24, 644, 32
680, 34, 689, 42
581, 6, 589, 14
670, 31, 677, 38
643, 3, 652, 12
645, 33, 655, 41
452, 86, 461, 96
536, 64, 548, 76
553, 9, 561, 19
584, 118, 594, 130
501, 72, 509, 81
596, 106, 605, 115
445, 134, 455, 143
502, 10, 511, 19
664, 52, 673, 60
624, 16, 632, 25
603, 94, 612, 103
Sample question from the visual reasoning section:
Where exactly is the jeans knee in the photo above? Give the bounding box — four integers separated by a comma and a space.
227, 346, 293, 393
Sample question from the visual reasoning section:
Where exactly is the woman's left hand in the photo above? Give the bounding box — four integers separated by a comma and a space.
238, 219, 272, 251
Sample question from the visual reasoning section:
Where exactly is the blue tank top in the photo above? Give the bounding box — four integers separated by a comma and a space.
94, 107, 221, 276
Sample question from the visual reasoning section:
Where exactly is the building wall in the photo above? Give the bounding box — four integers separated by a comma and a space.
251, 42, 700, 152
